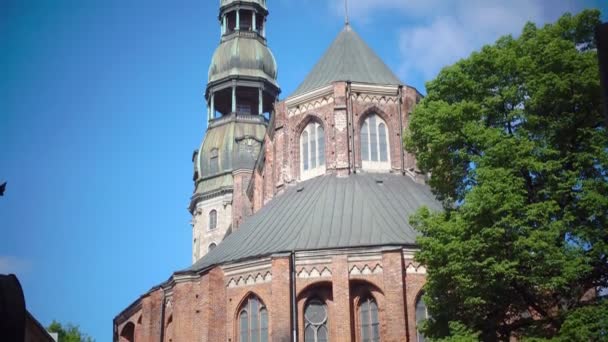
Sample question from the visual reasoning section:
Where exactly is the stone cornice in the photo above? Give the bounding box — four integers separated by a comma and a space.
221, 257, 272, 276
350, 83, 400, 96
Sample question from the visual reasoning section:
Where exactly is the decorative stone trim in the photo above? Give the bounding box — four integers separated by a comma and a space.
404, 262, 426, 275
349, 264, 383, 276
351, 93, 399, 105
297, 266, 332, 279
287, 95, 334, 117
226, 271, 272, 288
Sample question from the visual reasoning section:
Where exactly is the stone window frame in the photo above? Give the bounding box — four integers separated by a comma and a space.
299, 120, 326, 181
237, 295, 269, 342
360, 113, 391, 172
209, 209, 218, 231
208, 242, 217, 252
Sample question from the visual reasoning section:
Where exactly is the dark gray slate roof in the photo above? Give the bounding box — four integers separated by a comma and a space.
186, 173, 441, 272
289, 24, 402, 98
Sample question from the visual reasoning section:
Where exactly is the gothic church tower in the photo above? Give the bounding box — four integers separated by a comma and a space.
190, 0, 280, 263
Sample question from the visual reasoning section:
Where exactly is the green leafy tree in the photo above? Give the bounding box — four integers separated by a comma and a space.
405, 9, 607, 341
47, 320, 95, 342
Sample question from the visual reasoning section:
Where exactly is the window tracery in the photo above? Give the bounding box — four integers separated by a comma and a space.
304, 299, 329, 342
360, 114, 390, 171
238, 296, 268, 342
300, 121, 325, 180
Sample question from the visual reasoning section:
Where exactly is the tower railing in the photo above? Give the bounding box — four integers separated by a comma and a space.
208, 112, 268, 128
221, 30, 266, 43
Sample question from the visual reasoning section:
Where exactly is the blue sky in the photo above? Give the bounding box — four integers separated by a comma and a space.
1, 0, 606, 340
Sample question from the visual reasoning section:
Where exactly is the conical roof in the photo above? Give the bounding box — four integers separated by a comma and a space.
289, 24, 402, 98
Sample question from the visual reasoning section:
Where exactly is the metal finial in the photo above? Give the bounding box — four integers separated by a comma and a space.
345, 0, 349, 25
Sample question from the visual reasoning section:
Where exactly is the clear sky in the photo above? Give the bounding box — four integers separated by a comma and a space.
1, 0, 606, 341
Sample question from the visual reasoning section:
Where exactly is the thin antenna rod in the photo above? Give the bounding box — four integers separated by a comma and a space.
345, 0, 349, 25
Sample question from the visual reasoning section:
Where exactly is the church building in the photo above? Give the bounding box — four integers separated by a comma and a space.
114, 1, 440, 341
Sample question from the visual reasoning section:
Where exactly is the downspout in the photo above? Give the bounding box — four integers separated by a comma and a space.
291, 252, 298, 342
159, 290, 166, 342
398, 85, 405, 175
345, 82, 352, 174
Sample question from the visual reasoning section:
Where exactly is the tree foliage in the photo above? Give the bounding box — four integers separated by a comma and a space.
405, 10, 607, 341
47, 320, 95, 342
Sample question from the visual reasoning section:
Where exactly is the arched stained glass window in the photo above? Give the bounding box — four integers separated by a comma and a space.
359, 296, 380, 342
416, 296, 429, 342
209, 210, 217, 230
238, 296, 268, 342
304, 299, 329, 342
300, 121, 326, 180
360, 114, 390, 171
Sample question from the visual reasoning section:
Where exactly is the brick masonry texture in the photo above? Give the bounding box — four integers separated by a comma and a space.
116, 250, 427, 341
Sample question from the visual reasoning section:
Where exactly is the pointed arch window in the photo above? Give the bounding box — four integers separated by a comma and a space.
209, 210, 217, 230
238, 296, 269, 342
416, 296, 429, 342
360, 114, 390, 171
359, 296, 379, 342
300, 121, 326, 180
304, 299, 329, 342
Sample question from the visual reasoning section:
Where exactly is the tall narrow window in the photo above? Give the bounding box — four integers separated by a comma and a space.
361, 122, 369, 161
300, 121, 326, 180
378, 123, 387, 162
359, 296, 380, 342
240, 310, 249, 342
301, 131, 309, 171
416, 296, 429, 342
310, 127, 317, 169
304, 299, 329, 342
210, 148, 219, 174
260, 308, 269, 342
318, 125, 325, 166
238, 296, 268, 342
209, 210, 217, 230
369, 115, 378, 161
360, 114, 390, 171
